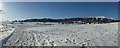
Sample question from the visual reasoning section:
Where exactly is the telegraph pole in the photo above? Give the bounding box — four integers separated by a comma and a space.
0, 0, 3, 23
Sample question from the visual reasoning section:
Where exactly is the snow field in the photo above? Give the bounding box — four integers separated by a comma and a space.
3, 22, 119, 46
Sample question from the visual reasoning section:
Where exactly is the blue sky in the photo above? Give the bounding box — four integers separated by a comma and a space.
3, 2, 118, 21
4, 0, 120, 2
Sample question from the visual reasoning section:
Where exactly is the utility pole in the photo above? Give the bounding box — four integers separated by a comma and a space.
0, 0, 3, 13
0, 0, 5, 28
0, 0, 3, 22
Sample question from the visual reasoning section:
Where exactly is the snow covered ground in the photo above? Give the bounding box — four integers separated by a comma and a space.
2, 22, 119, 46
0, 23, 15, 46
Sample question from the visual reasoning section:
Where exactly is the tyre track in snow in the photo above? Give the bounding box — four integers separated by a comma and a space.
32, 33, 40, 46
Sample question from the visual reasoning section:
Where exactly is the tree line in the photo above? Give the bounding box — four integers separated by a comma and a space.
13, 17, 120, 24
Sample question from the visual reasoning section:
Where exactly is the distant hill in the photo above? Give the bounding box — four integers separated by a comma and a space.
13, 16, 120, 24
